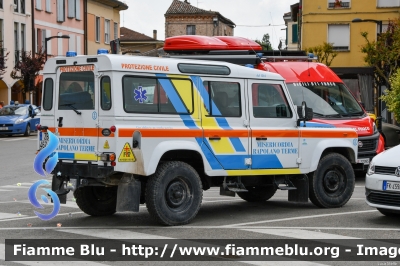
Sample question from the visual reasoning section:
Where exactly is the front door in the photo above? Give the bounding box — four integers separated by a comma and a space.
54, 65, 99, 161
248, 80, 300, 169
199, 77, 250, 170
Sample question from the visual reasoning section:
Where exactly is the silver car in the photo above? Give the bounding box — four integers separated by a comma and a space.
366, 144, 400, 216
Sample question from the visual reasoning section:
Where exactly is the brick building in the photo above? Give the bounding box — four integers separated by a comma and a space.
165, 0, 235, 38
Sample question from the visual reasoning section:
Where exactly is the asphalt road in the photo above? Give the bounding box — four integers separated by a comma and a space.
0, 133, 398, 266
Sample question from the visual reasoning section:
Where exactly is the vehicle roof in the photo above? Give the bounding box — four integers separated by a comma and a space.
261, 62, 342, 83
43, 54, 284, 81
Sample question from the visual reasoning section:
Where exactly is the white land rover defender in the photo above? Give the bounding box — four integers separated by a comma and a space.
37, 52, 358, 225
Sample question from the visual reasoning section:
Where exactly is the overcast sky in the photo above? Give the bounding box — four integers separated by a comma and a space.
120, 0, 299, 49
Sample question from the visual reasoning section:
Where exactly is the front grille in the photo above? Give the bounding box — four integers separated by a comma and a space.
375, 166, 397, 175
0, 130, 12, 133
367, 190, 400, 207
0, 124, 13, 127
358, 139, 377, 152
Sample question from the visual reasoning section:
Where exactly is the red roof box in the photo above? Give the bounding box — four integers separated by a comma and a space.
164, 35, 228, 52
214, 36, 262, 51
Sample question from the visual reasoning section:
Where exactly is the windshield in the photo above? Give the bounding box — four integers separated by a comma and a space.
0, 106, 28, 116
287, 83, 364, 117
58, 71, 95, 110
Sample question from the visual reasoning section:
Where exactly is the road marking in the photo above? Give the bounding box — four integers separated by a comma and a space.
2, 138, 27, 142
223, 210, 378, 227
0, 189, 13, 192
0, 212, 27, 219
0, 211, 83, 222
241, 228, 359, 239
58, 228, 172, 239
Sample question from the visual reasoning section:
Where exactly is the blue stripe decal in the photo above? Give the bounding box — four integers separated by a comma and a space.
58, 153, 74, 159
157, 74, 198, 129
195, 138, 223, 169
251, 155, 284, 169
300, 121, 335, 128
190, 76, 246, 152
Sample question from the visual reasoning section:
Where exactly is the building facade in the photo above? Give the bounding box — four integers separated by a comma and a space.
0, 0, 33, 105
165, 0, 235, 38
296, 0, 400, 67
86, 0, 127, 55
283, 11, 298, 50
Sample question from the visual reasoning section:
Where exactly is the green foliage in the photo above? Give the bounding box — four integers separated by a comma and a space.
381, 68, 400, 122
10, 49, 46, 94
255, 33, 272, 50
360, 19, 400, 120
306, 42, 338, 66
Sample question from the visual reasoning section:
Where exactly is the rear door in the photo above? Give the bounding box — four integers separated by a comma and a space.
54, 65, 99, 162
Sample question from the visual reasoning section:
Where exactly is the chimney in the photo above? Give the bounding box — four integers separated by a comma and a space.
153, 30, 157, 40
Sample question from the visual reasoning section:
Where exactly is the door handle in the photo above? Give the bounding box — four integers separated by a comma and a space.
209, 136, 221, 141
256, 137, 268, 141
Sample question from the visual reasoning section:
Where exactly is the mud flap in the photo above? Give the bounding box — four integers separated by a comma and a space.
116, 174, 141, 212
288, 174, 309, 203
51, 175, 67, 204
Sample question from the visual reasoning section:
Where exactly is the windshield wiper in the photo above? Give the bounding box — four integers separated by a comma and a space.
60, 103, 82, 115
325, 114, 343, 118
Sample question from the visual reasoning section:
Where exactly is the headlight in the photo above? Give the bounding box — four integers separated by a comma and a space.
373, 123, 378, 133
15, 118, 24, 124
367, 162, 375, 175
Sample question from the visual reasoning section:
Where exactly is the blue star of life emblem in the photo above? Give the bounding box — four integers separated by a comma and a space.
134, 86, 147, 103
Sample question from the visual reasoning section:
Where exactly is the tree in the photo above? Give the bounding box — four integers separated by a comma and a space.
360, 18, 400, 120
306, 42, 338, 66
0, 42, 10, 79
255, 33, 272, 50
381, 68, 400, 122
10, 49, 46, 100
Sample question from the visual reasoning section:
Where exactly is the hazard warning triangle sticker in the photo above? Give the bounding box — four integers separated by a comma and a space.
118, 142, 136, 162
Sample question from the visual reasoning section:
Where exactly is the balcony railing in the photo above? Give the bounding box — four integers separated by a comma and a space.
328, 1, 350, 8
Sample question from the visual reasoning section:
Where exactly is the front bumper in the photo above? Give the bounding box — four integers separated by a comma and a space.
0, 122, 27, 135
365, 171, 400, 210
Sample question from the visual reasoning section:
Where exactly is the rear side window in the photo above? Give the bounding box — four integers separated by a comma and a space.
203, 81, 241, 117
252, 83, 292, 118
122, 76, 193, 114
43, 78, 54, 111
101, 76, 111, 110
58, 71, 95, 110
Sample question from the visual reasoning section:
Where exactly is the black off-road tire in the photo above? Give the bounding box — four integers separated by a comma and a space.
309, 153, 355, 208
24, 124, 31, 136
377, 208, 400, 217
74, 186, 117, 216
145, 161, 203, 226
237, 186, 277, 202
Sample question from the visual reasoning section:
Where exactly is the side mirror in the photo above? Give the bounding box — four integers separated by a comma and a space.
28, 105, 35, 118
297, 101, 313, 127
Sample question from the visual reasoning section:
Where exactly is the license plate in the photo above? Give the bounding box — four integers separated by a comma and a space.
0, 127, 8, 130
383, 181, 400, 191
357, 158, 370, 165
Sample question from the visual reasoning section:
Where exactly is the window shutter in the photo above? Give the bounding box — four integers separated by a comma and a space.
68, 34, 75, 51
75, 0, 81, 20
292, 24, 298, 43
46, 29, 52, 56
36, 0, 41, 10
68, 0, 75, 18
58, 32, 63, 56
377, 0, 400, 7
76, 35, 81, 55
328, 24, 350, 50
57, 0, 64, 22
45, 0, 51, 12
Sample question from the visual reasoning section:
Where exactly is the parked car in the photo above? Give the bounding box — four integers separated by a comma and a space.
0, 104, 40, 136
366, 144, 400, 216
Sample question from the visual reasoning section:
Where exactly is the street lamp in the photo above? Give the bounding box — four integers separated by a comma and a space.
352, 18, 383, 129
45, 35, 70, 60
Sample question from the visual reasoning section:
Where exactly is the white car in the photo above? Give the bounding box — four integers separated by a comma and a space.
366, 144, 400, 216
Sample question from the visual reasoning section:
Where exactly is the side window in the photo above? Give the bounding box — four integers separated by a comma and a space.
203, 81, 241, 117
101, 76, 111, 110
122, 76, 193, 114
43, 78, 53, 111
252, 83, 292, 118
